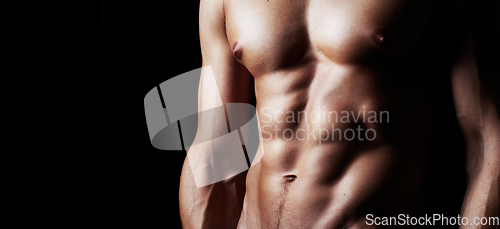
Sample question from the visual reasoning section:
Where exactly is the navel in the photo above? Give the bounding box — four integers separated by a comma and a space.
232, 42, 243, 59
284, 174, 297, 183
371, 29, 392, 47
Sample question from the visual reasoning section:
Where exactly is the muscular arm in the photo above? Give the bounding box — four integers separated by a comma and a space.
451, 8, 500, 228
179, 0, 254, 228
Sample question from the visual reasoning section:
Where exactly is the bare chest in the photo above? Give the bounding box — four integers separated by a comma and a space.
224, 0, 433, 74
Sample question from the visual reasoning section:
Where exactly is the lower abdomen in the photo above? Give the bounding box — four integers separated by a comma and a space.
241, 140, 425, 228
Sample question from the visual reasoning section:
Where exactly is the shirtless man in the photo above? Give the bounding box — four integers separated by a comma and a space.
179, 0, 499, 228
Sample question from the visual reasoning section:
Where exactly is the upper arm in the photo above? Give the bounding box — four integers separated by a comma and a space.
199, 0, 254, 105
196, 0, 255, 137
181, 0, 254, 188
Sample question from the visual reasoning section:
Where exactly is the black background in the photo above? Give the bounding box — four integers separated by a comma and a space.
100, 1, 200, 228
100, 1, 498, 228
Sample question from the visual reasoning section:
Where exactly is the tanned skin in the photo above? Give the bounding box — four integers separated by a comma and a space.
179, 0, 499, 228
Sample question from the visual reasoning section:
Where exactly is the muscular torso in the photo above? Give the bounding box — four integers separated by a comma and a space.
223, 0, 451, 228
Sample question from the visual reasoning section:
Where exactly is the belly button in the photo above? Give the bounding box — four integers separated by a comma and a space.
284, 174, 297, 182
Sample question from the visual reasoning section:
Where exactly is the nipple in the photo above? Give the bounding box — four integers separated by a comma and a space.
232, 42, 242, 59
371, 29, 391, 47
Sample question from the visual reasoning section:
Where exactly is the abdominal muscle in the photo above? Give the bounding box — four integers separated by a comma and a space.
240, 143, 399, 229
237, 60, 429, 229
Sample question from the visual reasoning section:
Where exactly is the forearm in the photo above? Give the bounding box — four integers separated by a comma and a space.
179, 157, 247, 229
461, 168, 499, 229
461, 133, 500, 229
